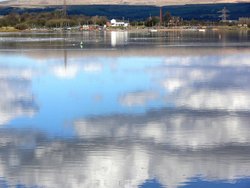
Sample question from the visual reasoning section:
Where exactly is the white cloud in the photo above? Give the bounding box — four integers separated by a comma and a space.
74, 110, 250, 149
163, 79, 185, 92
149, 54, 250, 111
0, 117, 250, 188
82, 63, 103, 73
119, 91, 158, 107
53, 63, 103, 79
53, 65, 79, 79
174, 89, 250, 111
0, 67, 37, 125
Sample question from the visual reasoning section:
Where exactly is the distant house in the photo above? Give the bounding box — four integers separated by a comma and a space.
80, 25, 90, 31
168, 16, 183, 26
239, 17, 250, 26
110, 19, 129, 27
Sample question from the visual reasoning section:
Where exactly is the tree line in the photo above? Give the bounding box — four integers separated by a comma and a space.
0, 10, 241, 30
130, 11, 235, 27
0, 10, 108, 30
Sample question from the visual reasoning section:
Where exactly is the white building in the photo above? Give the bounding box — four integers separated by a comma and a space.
110, 19, 129, 27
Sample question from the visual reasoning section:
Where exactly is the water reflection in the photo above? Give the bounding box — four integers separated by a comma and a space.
0, 30, 249, 49
0, 32, 250, 188
111, 31, 128, 47
75, 109, 250, 148
0, 125, 250, 188
0, 63, 37, 125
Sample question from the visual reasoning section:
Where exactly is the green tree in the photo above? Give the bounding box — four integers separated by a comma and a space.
163, 11, 172, 26
145, 16, 160, 27
4, 13, 21, 26
15, 23, 28, 30
91, 16, 108, 26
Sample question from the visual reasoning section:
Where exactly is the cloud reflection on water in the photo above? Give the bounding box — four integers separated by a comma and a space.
0, 47, 250, 187
0, 65, 37, 125
0, 119, 250, 188
151, 54, 250, 111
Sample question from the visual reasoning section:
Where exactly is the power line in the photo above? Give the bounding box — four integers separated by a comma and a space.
218, 7, 229, 22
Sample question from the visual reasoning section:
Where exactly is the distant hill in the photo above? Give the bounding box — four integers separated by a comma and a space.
0, 3, 250, 21
1, 0, 250, 6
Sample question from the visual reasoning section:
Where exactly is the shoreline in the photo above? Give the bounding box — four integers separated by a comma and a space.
0, 26, 249, 33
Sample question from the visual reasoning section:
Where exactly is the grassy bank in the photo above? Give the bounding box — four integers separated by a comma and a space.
0, 27, 19, 32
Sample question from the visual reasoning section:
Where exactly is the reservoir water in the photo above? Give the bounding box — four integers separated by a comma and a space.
0, 30, 250, 188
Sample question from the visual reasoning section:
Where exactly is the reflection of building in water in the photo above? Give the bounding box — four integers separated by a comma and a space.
111, 31, 128, 47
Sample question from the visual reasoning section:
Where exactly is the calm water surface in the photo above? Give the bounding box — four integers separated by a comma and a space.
0, 30, 250, 188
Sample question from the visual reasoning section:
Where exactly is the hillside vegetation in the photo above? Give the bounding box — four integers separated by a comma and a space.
0, 3, 250, 21
1, 0, 250, 6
